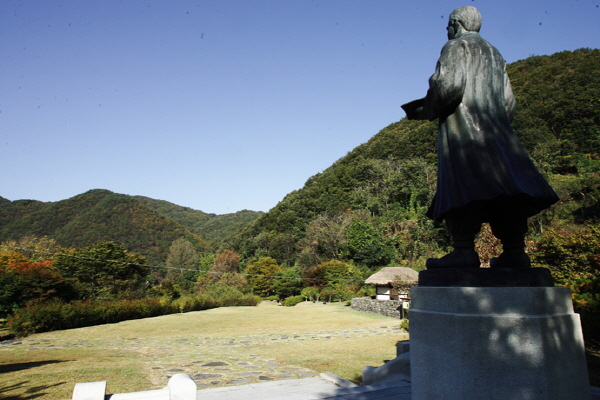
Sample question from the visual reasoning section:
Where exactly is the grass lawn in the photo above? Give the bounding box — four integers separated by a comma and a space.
244, 334, 401, 384
1, 301, 597, 400
0, 301, 405, 400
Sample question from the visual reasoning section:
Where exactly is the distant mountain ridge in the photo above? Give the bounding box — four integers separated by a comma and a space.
0, 189, 263, 264
132, 195, 264, 243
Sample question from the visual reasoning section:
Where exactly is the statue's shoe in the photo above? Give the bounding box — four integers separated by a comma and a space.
490, 250, 531, 268
426, 249, 480, 269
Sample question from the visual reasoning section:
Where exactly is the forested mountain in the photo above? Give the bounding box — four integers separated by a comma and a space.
0, 189, 262, 264
225, 48, 600, 270
133, 196, 263, 243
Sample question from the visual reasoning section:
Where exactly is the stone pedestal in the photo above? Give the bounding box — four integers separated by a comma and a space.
410, 286, 591, 400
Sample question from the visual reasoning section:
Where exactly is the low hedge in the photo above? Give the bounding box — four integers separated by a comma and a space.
7, 291, 261, 336
281, 295, 304, 307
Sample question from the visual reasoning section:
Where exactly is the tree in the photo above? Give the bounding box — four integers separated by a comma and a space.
272, 266, 305, 299
196, 249, 245, 290
531, 224, 600, 341
0, 260, 74, 315
245, 257, 283, 297
53, 242, 149, 300
320, 286, 334, 303
344, 219, 394, 267
305, 260, 363, 291
532, 225, 600, 282
0, 235, 62, 262
165, 238, 199, 291
301, 286, 320, 301
0, 251, 29, 267
213, 249, 240, 275
351, 158, 436, 218
298, 213, 352, 269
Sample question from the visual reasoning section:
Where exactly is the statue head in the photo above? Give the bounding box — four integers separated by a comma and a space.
447, 6, 482, 39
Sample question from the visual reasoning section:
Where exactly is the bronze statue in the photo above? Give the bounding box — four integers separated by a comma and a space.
403, 6, 558, 269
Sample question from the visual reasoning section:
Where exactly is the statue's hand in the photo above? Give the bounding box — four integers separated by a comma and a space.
407, 107, 426, 120
413, 107, 426, 120
402, 98, 426, 120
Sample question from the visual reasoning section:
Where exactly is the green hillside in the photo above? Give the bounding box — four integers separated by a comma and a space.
134, 196, 263, 243
0, 189, 262, 264
226, 48, 600, 269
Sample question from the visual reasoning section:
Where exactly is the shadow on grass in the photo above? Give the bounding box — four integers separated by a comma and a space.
0, 360, 67, 374
0, 380, 66, 400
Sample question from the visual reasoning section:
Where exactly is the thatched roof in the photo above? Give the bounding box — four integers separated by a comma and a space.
365, 267, 418, 285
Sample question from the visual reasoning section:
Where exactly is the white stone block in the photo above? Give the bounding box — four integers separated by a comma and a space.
72, 381, 106, 400
108, 388, 168, 400
167, 373, 197, 400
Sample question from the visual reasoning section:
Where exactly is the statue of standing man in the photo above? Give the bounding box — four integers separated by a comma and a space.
403, 6, 558, 269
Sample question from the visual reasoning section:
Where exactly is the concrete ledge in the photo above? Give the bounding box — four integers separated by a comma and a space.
396, 340, 410, 357
319, 372, 359, 388
362, 352, 411, 386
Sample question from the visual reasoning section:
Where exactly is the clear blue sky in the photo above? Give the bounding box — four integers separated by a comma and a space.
2, 1, 599, 214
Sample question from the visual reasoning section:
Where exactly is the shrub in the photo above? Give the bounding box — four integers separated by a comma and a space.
202, 284, 261, 307
6, 298, 167, 336
281, 295, 304, 307
172, 295, 213, 313
7, 289, 261, 336
301, 287, 320, 301
532, 226, 600, 342
332, 283, 355, 302
320, 287, 335, 303
399, 318, 409, 332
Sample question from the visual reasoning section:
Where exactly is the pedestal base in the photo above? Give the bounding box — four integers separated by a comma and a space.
410, 286, 591, 400
418, 267, 554, 287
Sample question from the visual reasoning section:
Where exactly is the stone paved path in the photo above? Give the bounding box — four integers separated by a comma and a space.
2, 326, 400, 389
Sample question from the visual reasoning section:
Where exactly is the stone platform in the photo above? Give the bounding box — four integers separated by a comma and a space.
410, 286, 592, 400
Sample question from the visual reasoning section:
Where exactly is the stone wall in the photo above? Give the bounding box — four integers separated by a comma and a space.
351, 297, 405, 319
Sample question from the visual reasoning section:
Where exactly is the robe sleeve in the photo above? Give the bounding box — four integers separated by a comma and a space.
424, 40, 466, 121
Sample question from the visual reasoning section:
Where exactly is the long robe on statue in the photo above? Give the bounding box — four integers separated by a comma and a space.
423, 32, 558, 220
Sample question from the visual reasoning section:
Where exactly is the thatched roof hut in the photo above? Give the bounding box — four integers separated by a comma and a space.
365, 267, 418, 285
365, 267, 418, 300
